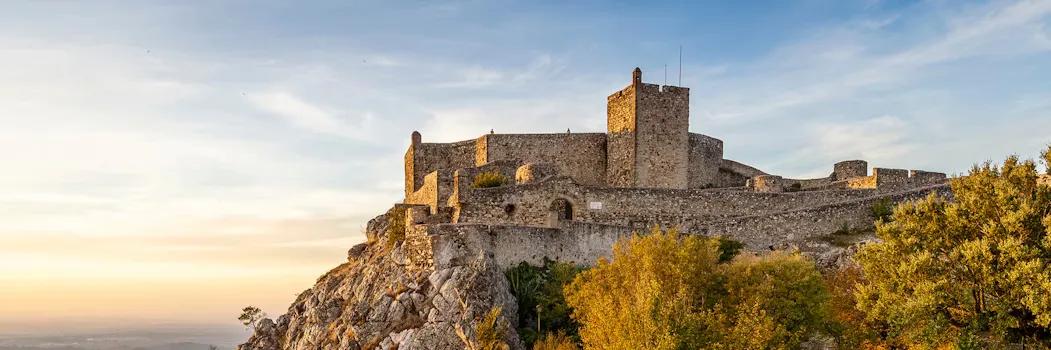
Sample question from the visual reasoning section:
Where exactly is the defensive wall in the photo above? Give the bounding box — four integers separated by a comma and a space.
703, 183, 952, 250
405, 221, 635, 270
400, 181, 950, 269
477, 133, 608, 187
452, 175, 881, 232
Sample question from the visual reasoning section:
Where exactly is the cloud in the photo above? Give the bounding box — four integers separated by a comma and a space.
249, 91, 376, 140
701, 0, 1051, 124
436, 54, 568, 88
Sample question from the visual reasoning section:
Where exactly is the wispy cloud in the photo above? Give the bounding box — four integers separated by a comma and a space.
249, 91, 377, 140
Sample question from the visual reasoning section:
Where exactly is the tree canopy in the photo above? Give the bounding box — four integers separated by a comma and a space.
564, 228, 829, 349
855, 150, 1051, 347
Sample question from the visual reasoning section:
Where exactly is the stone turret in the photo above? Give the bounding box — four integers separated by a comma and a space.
606, 68, 690, 189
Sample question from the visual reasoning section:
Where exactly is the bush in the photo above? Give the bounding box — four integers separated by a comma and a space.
855, 150, 1051, 347
716, 237, 744, 263
472, 307, 510, 350
506, 259, 584, 347
869, 198, 894, 223
564, 228, 830, 349
473, 171, 509, 188
384, 206, 407, 248
532, 332, 579, 350
824, 265, 880, 348
1042, 144, 1051, 175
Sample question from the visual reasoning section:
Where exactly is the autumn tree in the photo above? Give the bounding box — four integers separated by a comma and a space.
854, 150, 1051, 347
564, 228, 830, 349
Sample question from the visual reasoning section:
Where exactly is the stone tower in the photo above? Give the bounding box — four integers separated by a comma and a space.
606, 68, 690, 189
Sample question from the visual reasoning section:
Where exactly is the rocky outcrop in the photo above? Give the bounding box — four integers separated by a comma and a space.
238, 210, 522, 350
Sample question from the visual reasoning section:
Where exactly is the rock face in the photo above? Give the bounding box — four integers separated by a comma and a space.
238, 210, 522, 350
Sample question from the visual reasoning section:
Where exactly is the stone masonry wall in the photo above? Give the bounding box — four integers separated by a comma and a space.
478, 133, 608, 187
715, 159, 768, 187
704, 183, 951, 250
687, 133, 723, 188
425, 182, 951, 265
405, 170, 456, 213
454, 177, 882, 233
606, 83, 636, 188
418, 222, 634, 270
634, 83, 690, 189
406, 139, 478, 196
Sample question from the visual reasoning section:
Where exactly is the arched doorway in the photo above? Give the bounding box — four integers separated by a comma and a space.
550, 198, 573, 221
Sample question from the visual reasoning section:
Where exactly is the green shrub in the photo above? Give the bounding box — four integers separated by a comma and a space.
505, 259, 585, 348
473, 171, 509, 188
384, 206, 407, 248
832, 221, 853, 236
869, 198, 894, 223
473, 307, 510, 350
854, 151, 1051, 346
716, 236, 744, 263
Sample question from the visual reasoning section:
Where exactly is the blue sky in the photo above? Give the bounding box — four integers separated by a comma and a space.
1, 0, 1050, 328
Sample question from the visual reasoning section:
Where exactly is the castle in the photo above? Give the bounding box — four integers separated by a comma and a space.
238, 69, 958, 349
394, 68, 949, 269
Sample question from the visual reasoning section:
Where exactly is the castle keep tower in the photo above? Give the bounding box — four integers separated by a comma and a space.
606, 68, 690, 189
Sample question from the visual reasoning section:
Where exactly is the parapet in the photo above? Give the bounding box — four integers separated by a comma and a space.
833, 160, 868, 180
873, 168, 909, 187
909, 170, 947, 184
751, 175, 784, 193
516, 162, 559, 185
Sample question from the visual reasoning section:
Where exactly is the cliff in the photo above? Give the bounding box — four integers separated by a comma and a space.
238, 207, 523, 350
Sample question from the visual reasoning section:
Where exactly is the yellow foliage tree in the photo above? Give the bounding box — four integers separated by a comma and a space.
855, 150, 1051, 347
564, 228, 829, 349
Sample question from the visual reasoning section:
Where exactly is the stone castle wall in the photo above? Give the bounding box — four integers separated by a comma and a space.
407, 181, 951, 269
404, 170, 454, 213
715, 159, 768, 187
405, 139, 478, 196
453, 177, 883, 233
477, 133, 608, 187
705, 183, 951, 250
687, 133, 724, 188
606, 83, 637, 188
634, 83, 690, 189
415, 222, 635, 270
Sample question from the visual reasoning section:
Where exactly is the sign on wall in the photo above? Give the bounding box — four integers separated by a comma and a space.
588, 201, 603, 210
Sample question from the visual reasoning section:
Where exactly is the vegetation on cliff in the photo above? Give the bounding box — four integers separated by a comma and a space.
563, 228, 829, 349
505, 259, 584, 347
853, 150, 1051, 347
473, 171, 509, 188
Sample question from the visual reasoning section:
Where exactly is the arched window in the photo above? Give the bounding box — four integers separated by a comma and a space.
550, 198, 573, 221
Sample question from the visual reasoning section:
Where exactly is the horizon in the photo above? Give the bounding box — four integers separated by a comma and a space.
3, 0, 1051, 338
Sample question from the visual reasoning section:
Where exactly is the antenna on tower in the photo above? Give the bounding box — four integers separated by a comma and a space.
664, 64, 667, 86
678, 45, 683, 86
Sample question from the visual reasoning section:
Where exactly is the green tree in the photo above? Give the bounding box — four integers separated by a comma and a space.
506, 259, 585, 347
1042, 144, 1050, 175
564, 228, 830, 349
722, 252, 830, 346
854, 151, 1051, 347
238, 306, 267, 330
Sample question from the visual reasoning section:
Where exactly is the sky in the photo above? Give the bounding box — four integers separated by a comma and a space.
1, 0, 1050, 333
